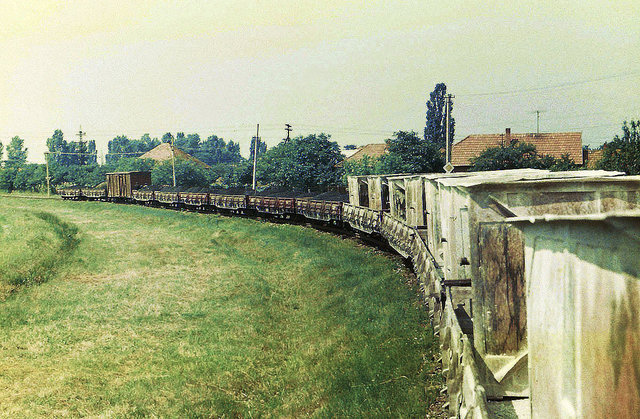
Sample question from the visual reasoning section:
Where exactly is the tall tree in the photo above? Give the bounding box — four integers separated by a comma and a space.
597, 120, 640, 175
5, 136, 28, 168
46, 129, 71, 165
424, 83, 454, 147
383, 130, 444, 174
249, 136, 267, 159
0, 141, 3, 161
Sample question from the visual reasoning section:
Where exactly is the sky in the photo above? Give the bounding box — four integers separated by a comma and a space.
0, 0, 638, 163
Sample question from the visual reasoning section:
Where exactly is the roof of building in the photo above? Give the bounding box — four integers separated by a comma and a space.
343, 143, 388, 162
139, 143, 210, 168
452, 130, 583, 166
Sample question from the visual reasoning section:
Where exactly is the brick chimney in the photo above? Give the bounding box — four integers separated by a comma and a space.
505, 128, 511, 144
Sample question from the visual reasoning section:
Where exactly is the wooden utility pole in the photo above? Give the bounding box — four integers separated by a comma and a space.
285, 123, 292, 140
252, 124, 260, 191
171, 138, 177, 187
76, 125, 86, 165
45, 152, 51, 196
445, 94, 454, 164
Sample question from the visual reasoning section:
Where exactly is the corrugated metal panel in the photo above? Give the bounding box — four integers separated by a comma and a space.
515, 214, 640, 419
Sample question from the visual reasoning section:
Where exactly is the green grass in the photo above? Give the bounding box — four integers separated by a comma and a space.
0, 197, 440, 417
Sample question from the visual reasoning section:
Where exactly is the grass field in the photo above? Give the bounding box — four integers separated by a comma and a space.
0, 197, 441, 417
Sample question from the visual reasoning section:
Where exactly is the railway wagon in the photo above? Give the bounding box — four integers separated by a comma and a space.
347, 174, 391, 210
132, 189, 155, 204
211, 193, 247, 213
248, 195, 297, 216
82, 187, 107, 200
295, 198, 344, 222
155, 189, 183, 207
511, 212, 640, 419
435, 172, 638, 399
58, 187, 83, 200
106, 171, 151, 199
182, 191, 209, 209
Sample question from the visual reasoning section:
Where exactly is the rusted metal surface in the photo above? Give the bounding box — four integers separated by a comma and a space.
132, 189, 154, 202
296, 199, 343, 222
83, 188, 107, 199
512, 213, 640, 419
441, 287, 490, 419
182, 192, 209, 207
342, 203, 382, 234
379, 212, 417, 258
155, 190, 182, 205
58, 187, 83, 200
211, 194, 247, 210
248, 196, 296, 215
432, 171, 635, 398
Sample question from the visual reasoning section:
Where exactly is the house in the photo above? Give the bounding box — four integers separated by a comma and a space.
139, 143, 211, 168
340, 143, 388, 165
451, 128, 583, 171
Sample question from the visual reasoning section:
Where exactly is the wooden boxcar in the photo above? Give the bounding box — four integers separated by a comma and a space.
106, 171, 151, 199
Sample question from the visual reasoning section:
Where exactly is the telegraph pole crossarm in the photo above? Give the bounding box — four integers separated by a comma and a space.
285, 124, 292, 141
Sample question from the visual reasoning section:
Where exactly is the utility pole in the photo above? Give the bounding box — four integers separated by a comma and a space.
252, 124, 260, 191
445, 94, 454, 164
170, 138, 177, 187
76, 125, 86, 165
45, 152, 51, 197
285, 123, 292, 140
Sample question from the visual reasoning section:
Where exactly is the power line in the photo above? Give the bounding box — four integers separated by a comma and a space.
457, 70, 640, 98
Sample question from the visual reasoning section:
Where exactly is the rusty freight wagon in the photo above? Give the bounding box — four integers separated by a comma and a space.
106, 171, 151, 199
296, 198, 344, 222
83, 186, 107, 200
58, 187, 83, 200
511, 212, 640, 419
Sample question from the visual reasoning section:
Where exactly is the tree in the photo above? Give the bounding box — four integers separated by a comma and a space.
47, 130, 71, 165
106, 134, 160, 163
341, 155, 383, 184
382, 130, 444, 174
470, 141, 557, 171
249, 136, 267, 160
0, 141, 4, 161
5, 136, 27, 168
424, 83, 454, 147
151, 160, 209, 188
597, 120, 640, 174
344, 144, 357, 150
257, 133, 344, 190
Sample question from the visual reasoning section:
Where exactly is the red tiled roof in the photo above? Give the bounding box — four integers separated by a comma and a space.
344, 143, 388, 162
452, 132, 583, 166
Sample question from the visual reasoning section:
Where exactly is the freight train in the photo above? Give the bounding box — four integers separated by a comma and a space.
59, 169, 640, 419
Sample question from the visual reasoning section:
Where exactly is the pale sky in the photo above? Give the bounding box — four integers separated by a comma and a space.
1, 0, 638, 163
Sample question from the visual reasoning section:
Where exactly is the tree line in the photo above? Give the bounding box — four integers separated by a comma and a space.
0, 84, 638, 193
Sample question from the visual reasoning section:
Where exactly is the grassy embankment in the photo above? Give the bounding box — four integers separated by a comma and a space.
0, 197, 441, 417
